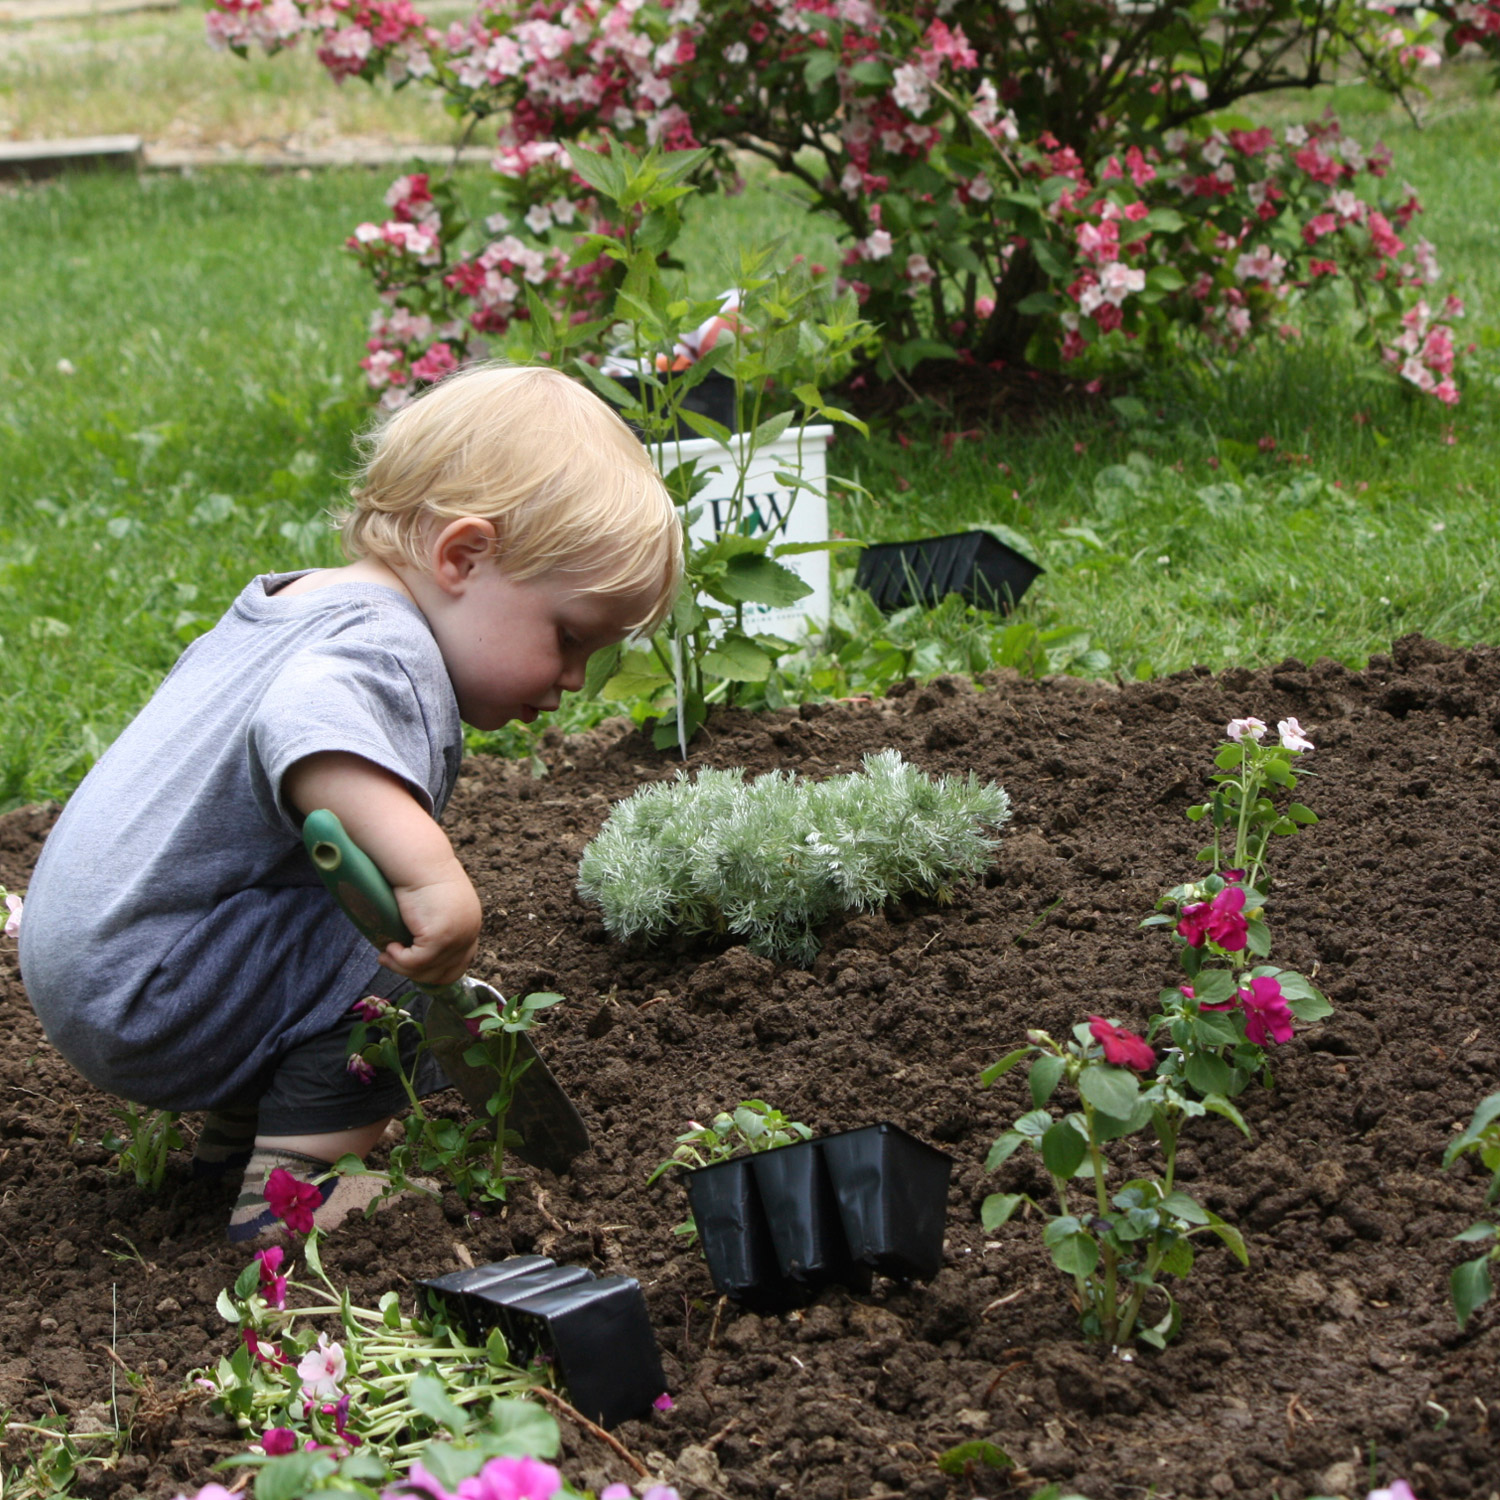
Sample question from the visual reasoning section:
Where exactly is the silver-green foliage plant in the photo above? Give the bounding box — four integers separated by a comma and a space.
577, 749, 1010, 964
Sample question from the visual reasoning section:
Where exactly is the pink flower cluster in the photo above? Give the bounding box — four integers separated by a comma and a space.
205, 0, 1486, 402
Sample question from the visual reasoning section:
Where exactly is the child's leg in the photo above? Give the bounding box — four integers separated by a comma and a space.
227, 973, 448, 1243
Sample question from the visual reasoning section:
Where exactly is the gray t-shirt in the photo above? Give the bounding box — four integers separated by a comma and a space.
19, 571, 464, 1110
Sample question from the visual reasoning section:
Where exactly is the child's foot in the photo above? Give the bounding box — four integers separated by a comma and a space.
227, 1147, 423, 1244
191, 1105, 260, 1179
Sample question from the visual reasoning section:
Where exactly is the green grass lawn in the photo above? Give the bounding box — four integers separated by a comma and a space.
2, 64, 1499, 810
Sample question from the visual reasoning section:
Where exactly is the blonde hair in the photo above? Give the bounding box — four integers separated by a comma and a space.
340, 362, 682, 632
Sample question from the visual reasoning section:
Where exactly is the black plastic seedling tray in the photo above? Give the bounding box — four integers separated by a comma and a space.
613, 370, 737, 438
854, 529, 1042, 614
418, 1257, 665, 1428
685, 1122, 952, 1313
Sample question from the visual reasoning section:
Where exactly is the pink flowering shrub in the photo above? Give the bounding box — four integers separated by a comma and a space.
205, 0, 1488, 402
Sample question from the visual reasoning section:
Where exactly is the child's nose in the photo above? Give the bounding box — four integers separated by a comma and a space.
557, 657, 588, 692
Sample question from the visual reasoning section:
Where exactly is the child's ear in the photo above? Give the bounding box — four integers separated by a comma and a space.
429, 516, 498, 594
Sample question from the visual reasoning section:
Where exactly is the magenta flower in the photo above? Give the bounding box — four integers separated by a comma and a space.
173, 1487, 238, 1500
1176, 885, 1248, 951
1088, 1016, 1156, 1074
1221, 868, 1246, 882
456, 1455, 563, 1500
262, 1428, 298, 1456
256, 1246, 287, 1309
1239, 975, 1295, 1045
1367, 1484, 1418, 1500
351, 995, 388, 1023
347, 1054, 377, 1085
653, 1390, 675, 1411
265, 1166, 322, 1235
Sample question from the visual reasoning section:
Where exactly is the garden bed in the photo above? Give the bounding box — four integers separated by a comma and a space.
1, 633, 1498, 1500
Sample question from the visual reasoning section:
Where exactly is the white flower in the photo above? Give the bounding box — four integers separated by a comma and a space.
1284, 125, 1308, 146
1226, 717, 1268, 742
298, 1335, 346, 1399
56, 359, 76, 376
892, 63, 931, 116
863, 229, 893, 260
1277, 717, 1314, 753
723, 40, 747, 64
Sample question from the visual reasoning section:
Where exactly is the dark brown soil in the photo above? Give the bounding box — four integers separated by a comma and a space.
3, 634, 1500, 1500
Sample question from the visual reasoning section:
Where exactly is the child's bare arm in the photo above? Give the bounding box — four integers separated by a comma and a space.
284, 751, 481, 987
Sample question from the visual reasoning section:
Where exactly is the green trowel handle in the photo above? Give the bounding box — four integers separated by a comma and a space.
303, 808, 414, 953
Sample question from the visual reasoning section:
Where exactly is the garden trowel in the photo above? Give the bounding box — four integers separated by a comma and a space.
301, 808, 590, 1175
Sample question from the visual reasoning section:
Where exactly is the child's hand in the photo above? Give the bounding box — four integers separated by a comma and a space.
381, 863, 482, 987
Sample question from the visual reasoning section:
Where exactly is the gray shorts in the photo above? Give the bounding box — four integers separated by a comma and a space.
241, 966, 452, 1135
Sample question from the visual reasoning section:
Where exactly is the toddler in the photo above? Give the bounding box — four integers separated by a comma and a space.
19, 363, 681, 1241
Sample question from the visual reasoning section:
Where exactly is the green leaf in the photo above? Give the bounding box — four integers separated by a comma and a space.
714, 553, 814, 606
802, 49, 838, 87
1041, 1120, 1088, 1179
980, 1048, 1030, 1086
255, 1453, 338, 1500
1029, 1052, 1066, 1107
937, 1440, 1013, 1477
1202, 1092, 1251, 1137
984, 1131, 1025, 1171
582, 642, 623, 700
1454, 1223, 1499, 1243
981, 1192, 1024, 1230
1185, 1051, 1232, 1096
1205, 1210, 1250, 1267
233, 1261, 261, 1300
215, 1288, 240, 1324
1453, 1254, 1494, 1330
701, 635, 774, 682
1287, 803, 1318, 824
599, 647, 672, 702
849, 58, 893, 87
1049, 1229, 1099, 1277
1078, 1063, 1140, 1121
752, 410, 795, 447
1191, 969, 1237, 1007
302, 1232, 323, 1279
1158, 1235, 1195, 1279
1159, 1191, 1210, 1225
482, 1398, 563, 1458
1015, 290, 1058, 316
1214, 743, 1245, 770
563, 143, 629, 204
409, 1371, 471, 1434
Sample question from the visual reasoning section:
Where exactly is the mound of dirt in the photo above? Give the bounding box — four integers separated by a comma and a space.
2, 634, 1498, 1500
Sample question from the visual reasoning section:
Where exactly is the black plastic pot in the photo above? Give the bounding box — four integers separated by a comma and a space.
507, 1274, 666, 1430
683, 1154, 798, 1312
750, 1139, 871, 1295
685, 1122, 952, 1311
819, 1123, 953, 1280
854, 529, 1042, 614
418, 1256, 555, 1337
417, 1258, 665, 1427
613, 370, 737, 439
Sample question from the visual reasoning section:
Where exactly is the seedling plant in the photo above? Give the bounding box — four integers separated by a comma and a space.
983, 716, 1332, 1347
102, 1103, 185, 1194
649, 1099, 814, 1244
342, 988, 563, 1205
1443, 1091, 1500, 1329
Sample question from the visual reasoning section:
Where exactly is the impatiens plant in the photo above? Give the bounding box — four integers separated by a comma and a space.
577, 749, 1010, 963
205, 0, 1491, 402
982, 1020, 1247, 1348
1442, 1090, 1500, 1330
982, 716, 1333, 1346
343, 988, 564, 1205
199, 1208, 546, 1469
1142, 716, 1332, 1104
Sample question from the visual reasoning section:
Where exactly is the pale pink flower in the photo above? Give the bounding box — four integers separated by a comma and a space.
1277, 717, 1314, 753
298, 1334, 347, 1400
4, 894, 21, 938
1226, 717, 1267, 742
862, 230, 893, 261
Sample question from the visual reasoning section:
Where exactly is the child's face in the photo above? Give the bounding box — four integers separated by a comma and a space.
433, 557, 658, 732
